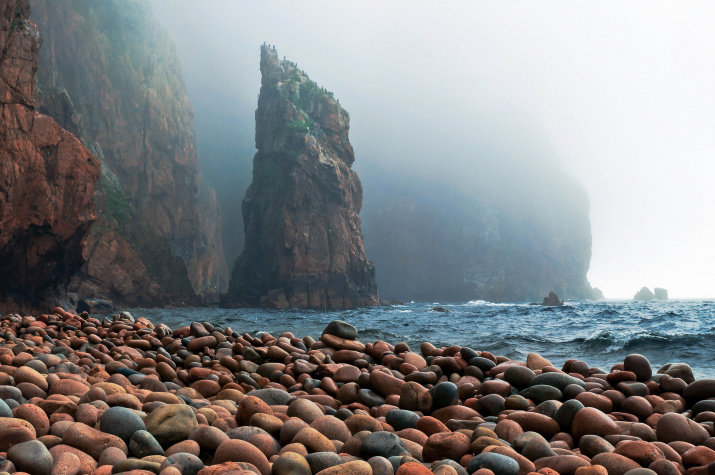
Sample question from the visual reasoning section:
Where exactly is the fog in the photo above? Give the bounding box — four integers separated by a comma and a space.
150, 0, 715, 299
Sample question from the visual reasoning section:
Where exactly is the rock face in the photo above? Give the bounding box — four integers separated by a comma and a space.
0, 0, 100, 313
361, 165, 601, 303
30, 0, 228, 306
223, 46, 379, 309
654, 287, 668, 300
541, 292, 564, 306
634, 286, 656, 301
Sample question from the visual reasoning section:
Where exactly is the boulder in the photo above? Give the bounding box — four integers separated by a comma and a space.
542, 291, 564, 306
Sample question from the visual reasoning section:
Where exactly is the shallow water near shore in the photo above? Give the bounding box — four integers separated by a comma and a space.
131, 299, 715, 379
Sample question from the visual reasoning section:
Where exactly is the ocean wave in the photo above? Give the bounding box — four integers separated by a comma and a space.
574, 329, 715, 353
466, 300, 520, 307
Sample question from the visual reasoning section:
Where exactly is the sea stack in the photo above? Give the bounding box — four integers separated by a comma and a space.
634, 286, 656, 301
0, 0, 100, 313
223, 46, 379, 309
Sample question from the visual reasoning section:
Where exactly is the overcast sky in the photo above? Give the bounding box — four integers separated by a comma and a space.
150, 0, 715, 299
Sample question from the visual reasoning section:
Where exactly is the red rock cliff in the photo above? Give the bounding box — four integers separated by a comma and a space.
223, 46, 379, 309
0, 0, 100, 313
30, 0, 228, 305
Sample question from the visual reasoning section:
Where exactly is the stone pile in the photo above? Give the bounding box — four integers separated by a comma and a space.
0, 309, 714, 474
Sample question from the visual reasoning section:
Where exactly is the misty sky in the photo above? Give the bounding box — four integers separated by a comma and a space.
150, 0, 715, 299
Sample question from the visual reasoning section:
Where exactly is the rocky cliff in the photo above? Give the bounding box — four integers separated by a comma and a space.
223, 46, 379, 309
0, 0, 100, 313
30, 0, 228, 305
361, 160, 601, 303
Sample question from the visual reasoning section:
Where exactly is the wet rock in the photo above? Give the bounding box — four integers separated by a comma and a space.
572, 408, 622, 439
99, 406, 146, 442
624, 354, 652, 381
656, 412, 709, 445
323, 321, 358, 340
361, 431, 408, 459
305, 452, 344, 473
466, 452, 520, 475
129, 430, 165, 458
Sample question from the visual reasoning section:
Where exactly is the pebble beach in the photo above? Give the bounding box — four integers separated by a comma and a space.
0, 308, 714, 475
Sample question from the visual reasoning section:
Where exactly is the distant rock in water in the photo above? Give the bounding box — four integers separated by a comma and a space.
541, 291, 564, 306
634, 286, 656, 301
431, 307, 450, 313
654, 287, 668, 300
0, 0, 100, 314
222, 46, 379, 309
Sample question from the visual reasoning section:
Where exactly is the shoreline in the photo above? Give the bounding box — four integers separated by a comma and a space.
0, 308, 713, 474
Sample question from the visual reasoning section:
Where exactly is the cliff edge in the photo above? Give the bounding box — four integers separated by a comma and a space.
0, 0, 100, 313
30, 0, 228, 306
223, 46, 379, 309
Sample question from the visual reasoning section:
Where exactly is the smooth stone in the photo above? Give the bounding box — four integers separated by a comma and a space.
248, 388, 293, 406
470, 357, 496, 373
399, 382, 432, 414
579, 434, 616, 458
572, 407, 621, 439
310, 416, 351, 443
423, 431, 471, 463
522, 437, 557, 462
660, 363, 694, 384
305, 452, 343, 473
315, 460, 373, 475
466, 452, 519, 475
7, 440, 53, 475
62, 422, 128, 460
213, 439, 271, 475
361, 431, 408, 459
189, 425, 230, 452
504, 366, 536, 389
431, 382, 459, 408
535, 455, 591, 474
159, 453, 204, 475
129, 429, 165, 458
530, 373, 586, 390
656, 412, 709, 445
99, 406, 146, 442
14, 403, 50, 436
272, 452, 311, 475
624, 354, 653, 381
520, 385, 562, 403
323, 321, 358, 340
683, 380, 715, 406
506, 412, 561, 438
591, 452, 641, 475
98, 446, 128, 467
144, 404, 198, 446
386, 409, 420, 431
614, 441, 664, 467
51, 451, 82, 475
0, 399, 11, 418
287, 398, 323, 424
305, 452, 344, 473
111, 459, 161, 473
554, 399, 585, 428
358, 389, 386, 408
432, 460, 468, 475
369, 456, 396, 475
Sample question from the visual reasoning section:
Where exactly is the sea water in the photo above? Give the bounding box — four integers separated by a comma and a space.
130, 299, 715, 379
